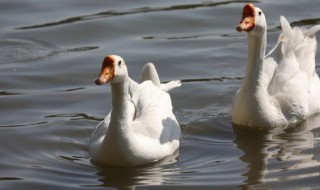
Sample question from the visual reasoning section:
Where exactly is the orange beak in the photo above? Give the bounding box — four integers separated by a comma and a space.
95, 56, 116, 85
236, 3, 256, 32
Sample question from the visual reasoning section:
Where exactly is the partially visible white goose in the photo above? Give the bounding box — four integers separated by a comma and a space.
89, 55, 181, 167
232, 3, 320, 128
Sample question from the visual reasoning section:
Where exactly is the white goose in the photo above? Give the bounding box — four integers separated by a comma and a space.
232, 3, 320, 128
89, 55, 181, 167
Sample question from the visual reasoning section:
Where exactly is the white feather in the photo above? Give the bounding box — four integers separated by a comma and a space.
232, 5, 320, 128
89, 56, 181, 166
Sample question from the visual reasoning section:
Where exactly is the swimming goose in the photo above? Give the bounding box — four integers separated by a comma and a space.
89, 55, 181, 166
232, 3, 320, 128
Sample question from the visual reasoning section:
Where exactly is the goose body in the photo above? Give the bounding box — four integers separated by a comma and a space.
232, 3, 320, 128
89, 55, 181, 166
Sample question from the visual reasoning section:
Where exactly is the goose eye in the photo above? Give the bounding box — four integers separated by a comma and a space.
118, 61, 122, 66
258, 11, 262, 16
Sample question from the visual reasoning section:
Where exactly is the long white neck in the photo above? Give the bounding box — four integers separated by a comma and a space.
101, 75, 137, 151
233, 30, 275, 126
95, 74, 139, 161
232, 28, 288, 127
109, 76, 132, 133
242, 32, 267, 92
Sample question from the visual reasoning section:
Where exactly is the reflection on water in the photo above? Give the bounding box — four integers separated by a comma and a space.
234, 114, 320, 189
88, 152, 180, 190
234, 126, 270, 186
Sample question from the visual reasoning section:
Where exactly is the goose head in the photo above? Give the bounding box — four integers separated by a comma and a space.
236, 3, 267, 36
95, 55, 128, 85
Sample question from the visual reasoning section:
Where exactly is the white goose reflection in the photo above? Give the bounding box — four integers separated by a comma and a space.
92, 151, 180, 189
233, 114, 320, 189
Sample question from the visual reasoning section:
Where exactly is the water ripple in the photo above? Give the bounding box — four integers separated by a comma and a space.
0, 177, 23, 181
0, 91, 22, 96
180, 76, 243, 83
16, 0, 258, 30
0, 121, 47, 128
0, 87, 86, 97
291, 18, 320, 27
45, 113, 102, 121
143, 32, 237, 41
0, 39, 98, 63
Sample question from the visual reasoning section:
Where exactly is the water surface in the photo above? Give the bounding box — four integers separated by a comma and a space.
0, 0, 320, 189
